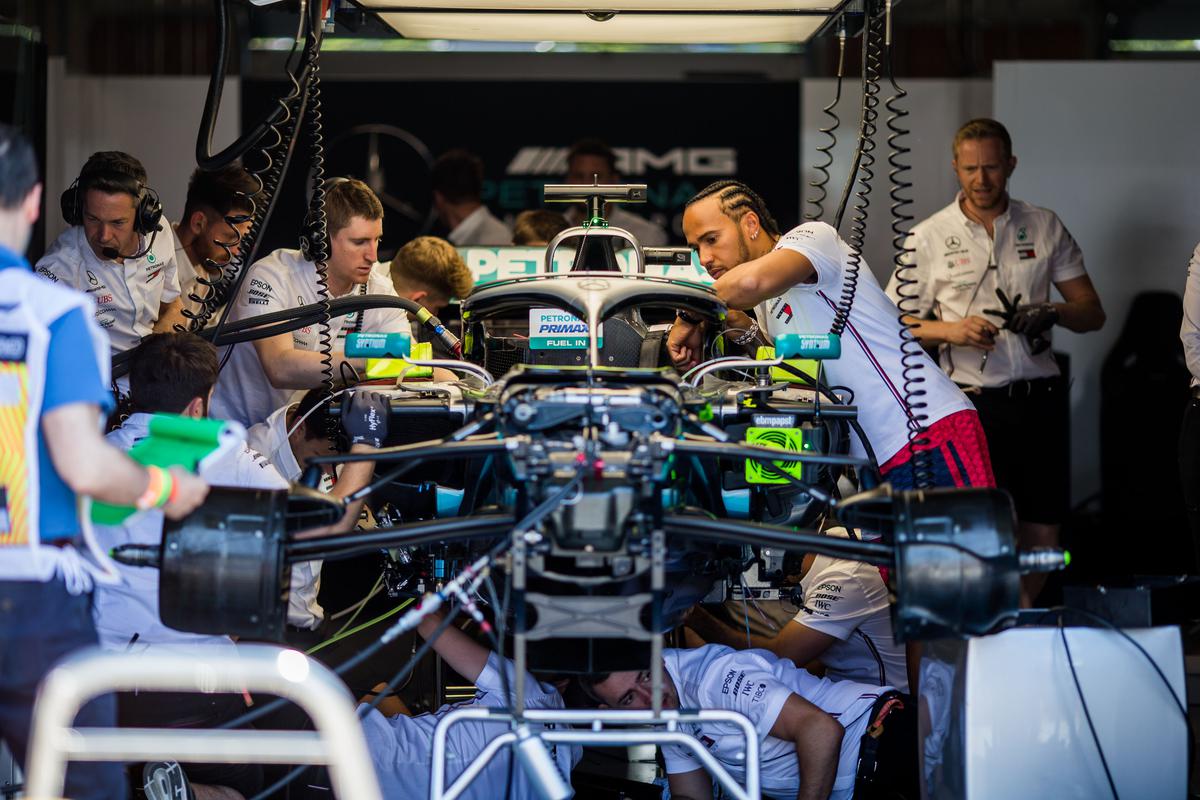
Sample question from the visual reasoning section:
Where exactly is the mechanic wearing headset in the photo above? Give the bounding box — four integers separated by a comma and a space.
581, 643, 916, 800
668, 180, 994, 492
0, 127, 207, 800
885, 119, 1104, 605
36, 150, 187, 357
210, 178, 413, 428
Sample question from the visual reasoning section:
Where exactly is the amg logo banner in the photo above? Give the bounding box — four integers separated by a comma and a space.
507, 147, 737, 177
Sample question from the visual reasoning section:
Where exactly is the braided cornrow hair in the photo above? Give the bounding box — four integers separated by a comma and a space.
686, 179, 782, 238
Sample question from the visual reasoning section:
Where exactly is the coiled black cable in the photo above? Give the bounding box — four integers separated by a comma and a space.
298, 4, 336, 419
885, 24, 932, 489
195, 0, 311, 172
177, 0, 317, 337
176, 204, 250, 333
183, 92, 302, 334
805, 21, 846, 222
830, 3, 882, 338
209, 86, 310, 378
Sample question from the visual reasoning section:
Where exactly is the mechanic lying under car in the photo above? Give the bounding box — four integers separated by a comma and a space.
581, 643, 917, 800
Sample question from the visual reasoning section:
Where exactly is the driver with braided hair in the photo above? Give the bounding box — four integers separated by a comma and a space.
668, 180, 993, 491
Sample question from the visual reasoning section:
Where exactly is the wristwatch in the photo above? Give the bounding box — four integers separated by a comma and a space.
676, 308, 703, 325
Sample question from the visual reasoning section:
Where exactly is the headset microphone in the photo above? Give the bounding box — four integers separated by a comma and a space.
62, 153, 164, 260
98, 227, 159, 262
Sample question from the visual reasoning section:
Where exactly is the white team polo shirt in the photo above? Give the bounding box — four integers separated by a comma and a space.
93, 413, 289, 654
885, 194, 1087, 387
447, 205, 512, 246
663, 644, 884, 799
246, 403, 330, 630
794, 528, 907, 691
360, 652, 580, 800
210, 247, 413, 428
757, 222, 973, 465
35, 224, 181, 355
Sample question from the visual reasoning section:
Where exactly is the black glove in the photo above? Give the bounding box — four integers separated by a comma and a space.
1009, 302, 1059, 338
983, 288, 1021, 330
342, 390, 389, 449
984, 288, 1057, 351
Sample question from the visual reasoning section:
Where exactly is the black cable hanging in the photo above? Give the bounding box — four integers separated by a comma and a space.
302, 21, 339, 435
180, 84, 306, 333
805, 20, 846, 222
194, 0, 312, 172
173, 0, 315, 335
829, 4, 882, 338
209, 84, 309, 375
883, 2, 933, 489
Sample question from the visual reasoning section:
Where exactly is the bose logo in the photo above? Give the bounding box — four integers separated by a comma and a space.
507, 147, 737, 176
0, 332, 27, 361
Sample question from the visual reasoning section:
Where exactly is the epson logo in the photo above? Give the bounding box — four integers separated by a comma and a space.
507, 147, 737, 177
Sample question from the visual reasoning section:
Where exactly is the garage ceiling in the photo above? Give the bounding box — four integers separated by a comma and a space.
349, 1, 855, 44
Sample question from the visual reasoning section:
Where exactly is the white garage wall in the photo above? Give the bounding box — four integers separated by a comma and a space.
43, 56, 241, 248
995, 61, 1200, 503
801, 78, 993, 285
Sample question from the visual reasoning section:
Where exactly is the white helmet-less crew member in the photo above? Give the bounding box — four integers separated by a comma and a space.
210, 177, 414, 428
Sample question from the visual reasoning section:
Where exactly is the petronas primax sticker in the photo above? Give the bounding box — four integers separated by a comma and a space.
528, 309, 603, 350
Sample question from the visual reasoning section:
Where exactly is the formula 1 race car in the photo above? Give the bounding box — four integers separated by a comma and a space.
129, 184, 1035, 690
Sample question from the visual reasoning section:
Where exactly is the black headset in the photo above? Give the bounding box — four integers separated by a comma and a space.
60, 154, 163, 236
299, 175, 351, 262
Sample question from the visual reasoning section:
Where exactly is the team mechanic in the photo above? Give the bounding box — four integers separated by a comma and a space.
668, 180, 994, 492
0, 125, 208, 799
210, 177, 413, 428
582, 644, 916, 800
885, 119, 1105, 605
35, 151, 186, 359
